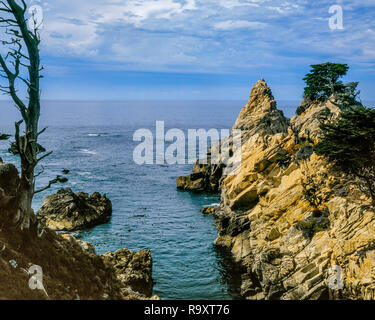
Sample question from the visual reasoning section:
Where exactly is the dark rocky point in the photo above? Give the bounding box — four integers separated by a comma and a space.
37, 188, 112, 231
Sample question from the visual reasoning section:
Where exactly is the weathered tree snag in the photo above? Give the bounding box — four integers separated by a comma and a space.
0, 1, 62, 230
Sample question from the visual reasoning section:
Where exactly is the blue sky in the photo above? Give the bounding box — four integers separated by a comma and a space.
11, 0, 375, 100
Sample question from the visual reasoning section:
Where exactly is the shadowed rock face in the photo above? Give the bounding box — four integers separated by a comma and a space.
37, 188, 112, 231
182, 79, 375, 300
0, 163, 157, 300
176, 157, 225, 193
0, 160, 20, 209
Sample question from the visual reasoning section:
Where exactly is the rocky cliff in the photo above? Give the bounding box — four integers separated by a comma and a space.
186, 80, 375, 300
0, 160, 157, 300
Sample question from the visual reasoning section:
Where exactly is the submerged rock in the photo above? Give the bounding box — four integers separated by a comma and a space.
37, 188, 112, 231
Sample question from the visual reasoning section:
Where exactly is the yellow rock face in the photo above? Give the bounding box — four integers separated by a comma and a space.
214, 79, 375, 300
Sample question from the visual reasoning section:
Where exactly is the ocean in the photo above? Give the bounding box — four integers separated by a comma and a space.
0, 99, 308, 299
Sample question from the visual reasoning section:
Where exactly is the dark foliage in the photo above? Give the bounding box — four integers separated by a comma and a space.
315, 106, 375, 206
0, 133, 11, 140
303, 63, 349, 101
296, 105, 306, 116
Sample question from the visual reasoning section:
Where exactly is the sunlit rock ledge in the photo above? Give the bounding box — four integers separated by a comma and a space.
181, 79, 375, 300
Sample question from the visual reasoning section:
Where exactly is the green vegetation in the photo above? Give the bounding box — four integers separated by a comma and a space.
0, 133, 10, 140
305, 62, 375, 207
303, 62, 349, 102
315, 106, 375, 206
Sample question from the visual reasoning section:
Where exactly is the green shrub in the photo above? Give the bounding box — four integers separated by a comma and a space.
0, 133, 10, 140
315, 106, 375, 206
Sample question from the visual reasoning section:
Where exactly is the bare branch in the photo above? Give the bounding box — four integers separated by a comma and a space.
34, 176, 68, 195
0, 1, 11, 12
0, 53, 28, 120
37, 126, 47, 136
34, 165, 44, 178
36, 151, 53, 164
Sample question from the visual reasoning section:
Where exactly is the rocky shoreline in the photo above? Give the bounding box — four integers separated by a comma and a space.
179, 79, 375, 300
0, 160, 158, 300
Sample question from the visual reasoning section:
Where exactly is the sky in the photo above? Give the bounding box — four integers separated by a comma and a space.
2, 0, 375, 101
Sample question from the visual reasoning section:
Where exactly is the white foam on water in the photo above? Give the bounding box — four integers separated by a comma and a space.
77, 171, 92, 176
87, 133, 110, 137
79, 149, 97, 155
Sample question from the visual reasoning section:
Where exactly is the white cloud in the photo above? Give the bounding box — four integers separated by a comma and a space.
29, 0, 375, 73
214, 20, 267, 30
42, 18, 99, 56
218, 0, 262, 9
121, 0, 197, 24
40, 0, 199, 57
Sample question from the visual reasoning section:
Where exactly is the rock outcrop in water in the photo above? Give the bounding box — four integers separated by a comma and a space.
37, 188, 112, 231
181, 79, 375, 300
0, 162, 156, 300
176, 157, 224, 193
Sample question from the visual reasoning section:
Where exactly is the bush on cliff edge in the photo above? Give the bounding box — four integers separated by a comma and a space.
315, 105, 375, 207
303, 62, 349, 102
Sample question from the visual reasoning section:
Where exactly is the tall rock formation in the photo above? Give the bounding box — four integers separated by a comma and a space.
182, 80, 375, 300
176, 79, 289, 193
232, 79, 289, 140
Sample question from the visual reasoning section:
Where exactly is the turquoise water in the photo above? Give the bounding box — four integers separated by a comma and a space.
0, 100, 300, 299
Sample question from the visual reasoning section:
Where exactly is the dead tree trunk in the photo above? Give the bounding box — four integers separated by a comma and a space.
0, 0, 54, 230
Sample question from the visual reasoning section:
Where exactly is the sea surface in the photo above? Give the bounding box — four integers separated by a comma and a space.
0, 99, 323, 299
